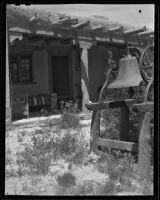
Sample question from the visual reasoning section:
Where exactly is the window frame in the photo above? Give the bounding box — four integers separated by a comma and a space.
9, 54, 33, 84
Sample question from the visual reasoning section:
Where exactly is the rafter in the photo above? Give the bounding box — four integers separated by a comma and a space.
71, 20, 90, 30
108, 26, 123, 33
91, 25, 104, 31
52, 17, 70, 25
138, 30, 154, 36
124, 26, 146, 35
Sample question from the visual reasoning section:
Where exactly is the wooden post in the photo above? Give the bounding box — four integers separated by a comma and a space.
79, 41, 92, 113
120, 105, 129, 141
90, 110, 101, 153
138, 112, 152, 181
6, 21, 12, 127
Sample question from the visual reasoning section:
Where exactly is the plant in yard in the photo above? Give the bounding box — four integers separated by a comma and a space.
19, 128, 56, 175
95, 150, 139, 194
101, 108, 120, 140
5, 147, 12, 166
99, 180, 116, 195
59, 112, 80, 129
59, 99, 80, 114
59, 132, 77, 156
59, 99, 80, 129
56, 171, 76, 194
5, 163, 17, 177
64, 129, 90, 165
75, 181, 95, 195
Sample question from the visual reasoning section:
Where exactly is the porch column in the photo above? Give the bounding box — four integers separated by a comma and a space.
79, 41, 93, 113
6, 21, 12, 126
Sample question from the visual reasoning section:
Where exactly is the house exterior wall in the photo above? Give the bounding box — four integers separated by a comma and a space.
88, 44, 123, 101
10, 41, 123, 104
10, 45, 50, 96
10, 43, 80, 101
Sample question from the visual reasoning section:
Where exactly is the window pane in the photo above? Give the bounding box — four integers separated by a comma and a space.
19, 56, 32, 82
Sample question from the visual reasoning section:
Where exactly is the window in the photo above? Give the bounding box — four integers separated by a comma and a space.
9, 54, 33, 84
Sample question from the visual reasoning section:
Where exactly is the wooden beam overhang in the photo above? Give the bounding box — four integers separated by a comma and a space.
138, 30, 154, 37
29, 14, 40, 23
45, 37, 72, 46
71, 20, 90, 30
51, 17, 70, 25
124, 26, 146, 35
27, 35, 46, 43
108, 26, 123, 33
91, 25, 104, 31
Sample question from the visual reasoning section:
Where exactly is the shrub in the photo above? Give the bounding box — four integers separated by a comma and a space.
76, 181, 94, 195
101, 108, 120, 140
18, 129, 56, 175
59, 99, 80, 129
56, 172, 76, 188
101, 180, 116, 195
59, 132, 77, 156
59, 112, 80, 129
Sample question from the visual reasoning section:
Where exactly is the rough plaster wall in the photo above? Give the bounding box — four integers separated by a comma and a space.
88, 44, 121, 101
13, 49, 49, 95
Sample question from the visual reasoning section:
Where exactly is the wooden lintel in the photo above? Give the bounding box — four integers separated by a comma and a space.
28, 36, 45, 43
85, 99, 135, 111
45, 38, 60, 45
91, 25, 104, 31
71, 20, 90, 30
138, 30, 154, 37
108, 26, 123, 33
52, 17, 70, 25
97, 138, 138, 152
124, 26, 146, 35
131, 102, 154, 112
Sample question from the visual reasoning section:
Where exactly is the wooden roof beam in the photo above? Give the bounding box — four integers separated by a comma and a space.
28, 36, 46, 43
124, 26, 146, 35
138, 30, 154, 37
52, 17, 70, 25
71, 20, 90, 30
91, 25, 104, 31
108, 26, 123, 33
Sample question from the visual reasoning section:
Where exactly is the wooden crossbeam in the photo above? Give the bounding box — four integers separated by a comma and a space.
52, 17, 70, 25
97, 138, 138, 152
27, 36, 45, 43
85, 99, 135, 111
131, 102, 154, 112
108, 26, 123, 32
45, 38, 61, 45
124, 26, 146, 35
138, 30, 154, 36
91, 25, 104, 31
71, 20, 90, 29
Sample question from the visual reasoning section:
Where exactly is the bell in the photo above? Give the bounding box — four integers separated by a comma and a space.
108, 52, 143, 88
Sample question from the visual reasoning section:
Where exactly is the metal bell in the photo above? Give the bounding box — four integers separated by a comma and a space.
108, 53, 143, 88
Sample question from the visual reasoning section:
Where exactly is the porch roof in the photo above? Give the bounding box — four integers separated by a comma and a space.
7, 5, 154, 46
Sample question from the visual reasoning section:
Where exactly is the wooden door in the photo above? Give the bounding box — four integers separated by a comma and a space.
52, 56, 70, 97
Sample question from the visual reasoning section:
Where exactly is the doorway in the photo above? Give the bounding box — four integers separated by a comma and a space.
51, 56, 70, 98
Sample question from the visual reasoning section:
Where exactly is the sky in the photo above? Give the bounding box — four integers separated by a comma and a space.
25, 4, 154, 30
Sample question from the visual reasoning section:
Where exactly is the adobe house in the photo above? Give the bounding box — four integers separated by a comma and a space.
6, 5, 154, 123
